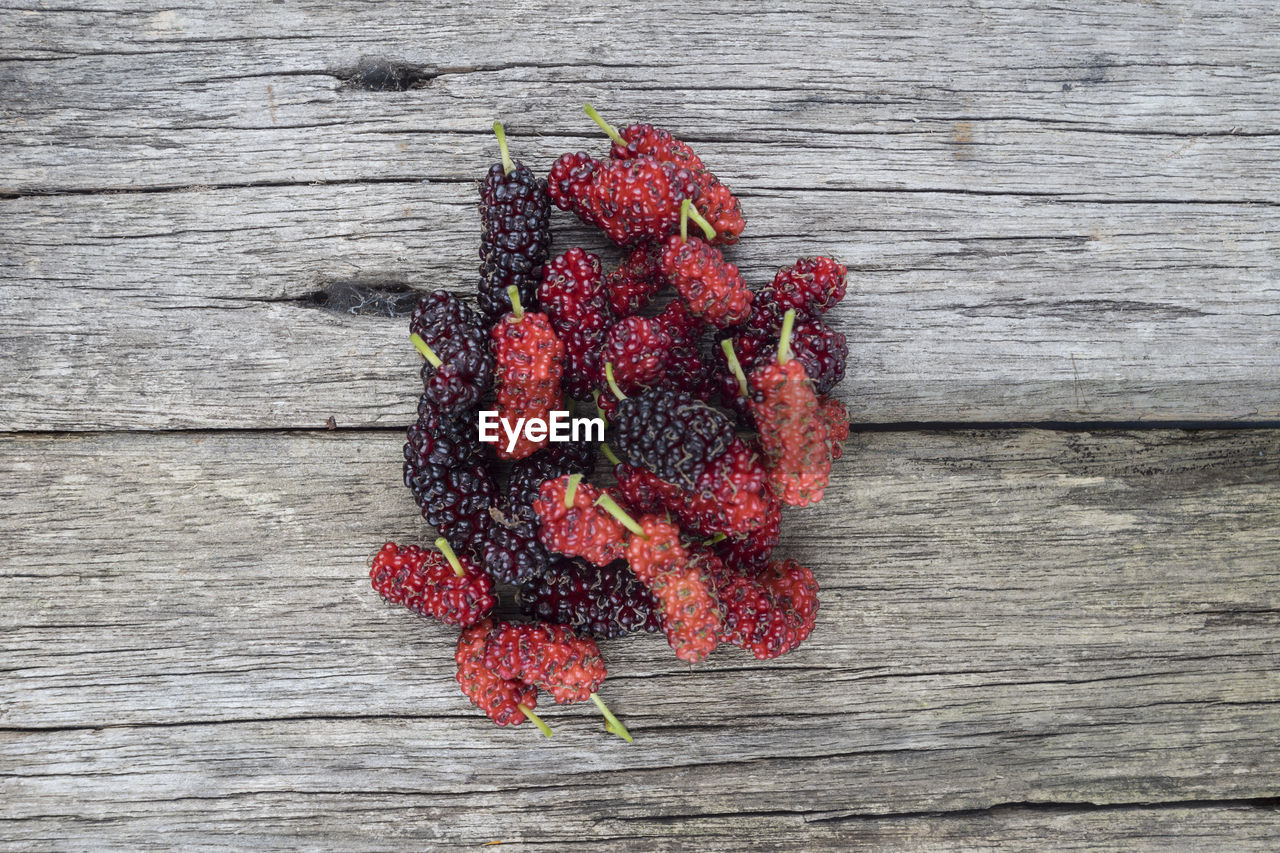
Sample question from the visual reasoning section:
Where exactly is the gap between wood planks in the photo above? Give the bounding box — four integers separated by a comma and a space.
8, 176, 1280, 206
2, 421, 1277, 437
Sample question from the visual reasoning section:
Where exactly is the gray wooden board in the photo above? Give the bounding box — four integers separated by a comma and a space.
3, 0, 1280, 848
3, 0, 1280, 426
2, 183, 1278, 429
2, 429, 1278, 849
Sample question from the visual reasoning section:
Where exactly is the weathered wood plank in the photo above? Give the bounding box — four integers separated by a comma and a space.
3, 182, 1277, 429
3, 0, 1278, 426
2, 429, 1277, 848
2, 2, 1278, 196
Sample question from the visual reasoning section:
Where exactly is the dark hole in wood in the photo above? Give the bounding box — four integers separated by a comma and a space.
341, 59, 435, 92
302, 280, 420, 317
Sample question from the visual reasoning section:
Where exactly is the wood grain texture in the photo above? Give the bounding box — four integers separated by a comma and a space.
3, 178, 1278, 429
3, 429, 1278, 849
3, 1, 1279, 848
2, 0, 1279, 426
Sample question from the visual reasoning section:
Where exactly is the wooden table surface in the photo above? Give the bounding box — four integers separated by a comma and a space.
3, 1, 1278, 849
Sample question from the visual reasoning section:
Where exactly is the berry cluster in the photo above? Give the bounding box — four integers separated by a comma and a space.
368, 111, 853, 739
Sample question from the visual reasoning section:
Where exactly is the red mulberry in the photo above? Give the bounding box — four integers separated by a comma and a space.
660, 229, 753, 329
604, 241, 667, 317
595, 499, 726, 664
370, 540, 496, 628
455, 619, 546, 731
770, 257, 847, 319
715, 559, 819, 660
534, 474, 628, 566
599, 315, 673, 394
539, 248, 612, 398
484, 441, 598, 585
649, 561, 723, 663
548, 151, 600, 217
558, 154, 699, 246
749, 311, 832, 506
490, 287, 565, 460
482, 621, 608, 705
818, 396, 851, 460
612, 437, 770, 539
585, 105, 745, 245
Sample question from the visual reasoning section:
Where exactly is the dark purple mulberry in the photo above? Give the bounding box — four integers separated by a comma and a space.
403, 397, 499, 560
516, 559, 662, 639
478, 124, 552, 321
752, 319, 848, 395
410, 290, 494, 417
612, 388, 735, 491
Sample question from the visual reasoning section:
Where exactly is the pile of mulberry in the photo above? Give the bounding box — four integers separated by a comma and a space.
372, 108, 858, 740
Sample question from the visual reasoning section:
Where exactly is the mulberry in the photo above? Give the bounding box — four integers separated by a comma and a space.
559, 155, 699, 246
818, 396, 851, 460
403, 398, 498, 559
517, 558, 662, 639
479, 123, 552, 321
648, 562, 723, 663
534, 474, 628, 566
481, 620, 633, 739
483, 441, 597, 584
659, 210, 753, 329
747, 318, 848, 396
455, 619, 549, 733
611, 388, 735, 492
604, 241, 667, 318
749, 311, 832, 506
548, 151, 601, 218
599, 316, 672, 394
713, 491, 782, 575
611, 438, 770, 539
490, 287, 565, 460
591, 505, 722, 663
770, 257, 847, 320
409, 290, 494, 417
715, 559, 819, 660
370, 540, 496, 628
538, 248, 612, 398
482, 621, 608, 704
585, 104, 745, 245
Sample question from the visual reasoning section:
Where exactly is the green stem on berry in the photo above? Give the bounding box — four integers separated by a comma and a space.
777, 308, 796, 365
600, 442, 622, 467
583, 103, 626, 147
702, 532, 727, 546
604, 362, 626, 400
564, 473, 582, 508
720, 339, 749, 397
507, 285, 524, 320
592, 390, 609, 425
679, 198, 716, 243
594, 492, 647, 538
434, 537, 466, 578
493, 121, 514, 176
590, 693, 634, 743
519, 703, 553, 737
410, 333, 443, 369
